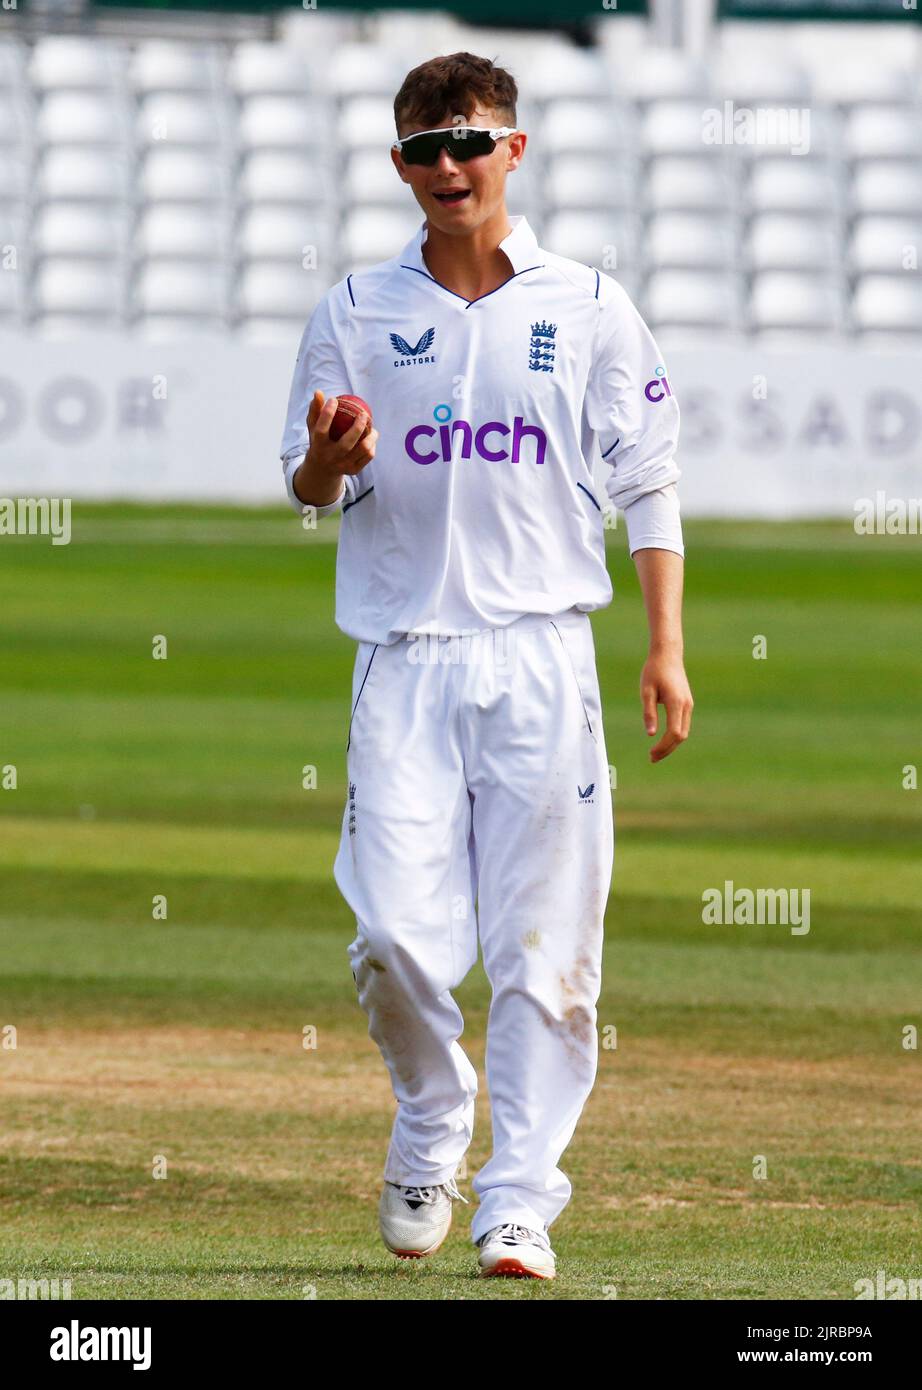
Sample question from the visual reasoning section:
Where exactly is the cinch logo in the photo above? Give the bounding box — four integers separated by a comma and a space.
644, 365, 673, 403
406, 404, 548, 466
390, 327, 436, 367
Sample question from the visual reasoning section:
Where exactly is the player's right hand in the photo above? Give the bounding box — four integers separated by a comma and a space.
306, 390, 378, 477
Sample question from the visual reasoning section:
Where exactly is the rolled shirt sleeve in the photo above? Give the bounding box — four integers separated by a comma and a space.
279, 288, 359, 518
621, 482, 685, 558
585, 276, 682, 517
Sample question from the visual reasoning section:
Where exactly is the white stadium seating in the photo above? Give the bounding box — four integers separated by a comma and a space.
647, 213, 737, 271
34, 258, 123, 319
646, 158, 732, 214
136, 206, 229, 260
238, 151, 322, 207
744, 214, 841, 273
132, 261, 226, 323
849, 217, 922, 276
33, 204, 130, 258
36, 92, 127, 146
29, 35, 119, 92
542, 211, 637, 276
646, 270, 741, 332
748, 159, 843, 216
852, 275, 922, 334
749, 272, 846, 334
37, 149, 131, 203
227, 41, 315, 99
0, 25, 918, 342
129, 42, 220, 96
545, 158, 636, 213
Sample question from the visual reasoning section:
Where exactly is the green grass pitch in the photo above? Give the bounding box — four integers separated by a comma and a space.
1, 505, 920, 1300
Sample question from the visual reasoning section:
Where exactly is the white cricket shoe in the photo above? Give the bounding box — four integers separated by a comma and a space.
379, 1176, 468, 1259
477, 1223, 557, 1279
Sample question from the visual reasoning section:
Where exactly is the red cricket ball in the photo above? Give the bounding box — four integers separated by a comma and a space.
329, 395, 372, 443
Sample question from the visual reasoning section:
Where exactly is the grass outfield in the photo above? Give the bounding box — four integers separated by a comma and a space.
1, 505, 920, 1300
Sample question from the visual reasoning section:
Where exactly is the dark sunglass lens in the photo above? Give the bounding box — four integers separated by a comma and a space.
401, 129, 497, 165
402, 134, 442, 165
451, 131, 495, 160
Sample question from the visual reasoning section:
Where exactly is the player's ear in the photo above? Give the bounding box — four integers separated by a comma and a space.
391, 148, 411, 183
507, 130, 526, 171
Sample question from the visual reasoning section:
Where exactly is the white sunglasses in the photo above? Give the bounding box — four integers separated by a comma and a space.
392, 125, 518, 165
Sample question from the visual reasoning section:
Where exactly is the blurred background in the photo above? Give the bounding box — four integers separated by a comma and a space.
1, 0, 921, 1303
1, 0, 920, 511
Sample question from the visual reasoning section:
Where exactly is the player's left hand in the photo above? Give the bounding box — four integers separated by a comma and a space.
640, 652, 693, 762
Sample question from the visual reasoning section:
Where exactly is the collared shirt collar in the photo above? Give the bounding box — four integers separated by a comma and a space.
398, 214, 542, 277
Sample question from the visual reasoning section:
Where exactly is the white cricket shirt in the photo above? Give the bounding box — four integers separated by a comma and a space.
280, 214, 683, 646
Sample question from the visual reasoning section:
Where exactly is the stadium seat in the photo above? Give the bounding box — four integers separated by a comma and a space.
238, 96, 329, 152
33, 259, 123, 320
33, 204, 130, 258
238, 151, 329, 207
647, 213, 736, 271
644, 270, 741, 331
0, 92, 29, 147
340, 97, 402, 152
850, 218, 922, 276
519, 48, 612, 102
739, 106, 839, 162
133, 262, 227, 323
129, 42, 219, 95
852, 275, 922, 334
236, 263, 328, 322
227, 41, 314, 98
744, 214, 841, 273
851, 165, 922, 217
844, 107, 922, 162
620, 49, 711, 104
136, 95, 226, 149
749, 272, 845, 333
136, 206, 229, 261
140, 148, 230, 203
712, 52, 811, 106
343, 150, 413, 207
642, 101, 725, 158
326, 43, 407, 98
813, 61, 916, 108
645, 157, 732, 214
340, 207, 422, 266
748, 159, 842, 216
37, 149, 130, 203
544, 158, 636, 213
542, 211, 637, 273
540, 100, 631, 157
36, 92, 128, 146
237, 207, 334, 263
29, 35, 119, 91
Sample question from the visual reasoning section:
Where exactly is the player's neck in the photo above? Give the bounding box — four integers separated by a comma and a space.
421, 206, 514, 302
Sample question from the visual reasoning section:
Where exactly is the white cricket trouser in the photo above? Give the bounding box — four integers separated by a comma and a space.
333, 606, 614, 1243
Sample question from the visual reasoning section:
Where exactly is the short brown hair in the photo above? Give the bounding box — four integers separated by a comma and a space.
393, 52, 517, 135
